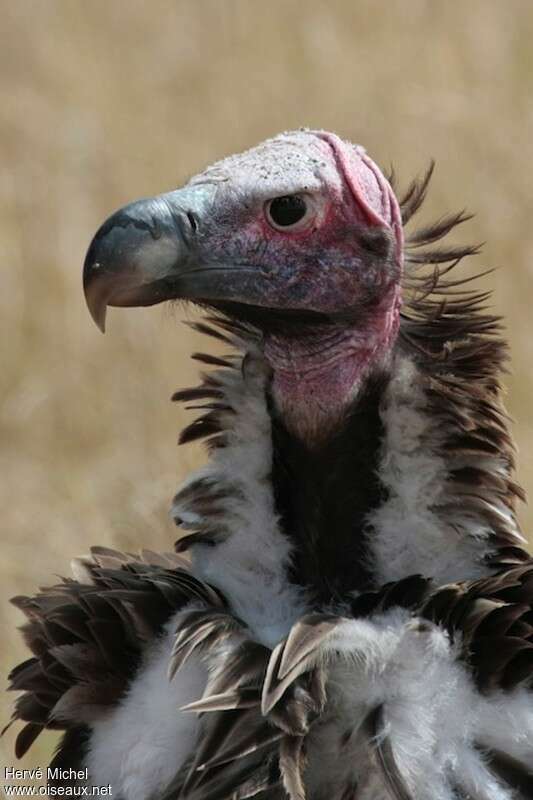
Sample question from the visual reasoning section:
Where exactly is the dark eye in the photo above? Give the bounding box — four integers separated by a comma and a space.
266, 195, 310, 230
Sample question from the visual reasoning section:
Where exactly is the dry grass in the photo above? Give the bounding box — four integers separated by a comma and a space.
2, 0, 533, 778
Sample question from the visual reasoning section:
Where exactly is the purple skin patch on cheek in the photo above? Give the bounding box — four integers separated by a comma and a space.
205, 194, 400, 315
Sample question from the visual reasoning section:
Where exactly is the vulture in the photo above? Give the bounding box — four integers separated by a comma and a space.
6, 129, 533, 800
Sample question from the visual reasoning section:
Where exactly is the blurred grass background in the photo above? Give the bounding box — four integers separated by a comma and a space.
2, 0, 533, 780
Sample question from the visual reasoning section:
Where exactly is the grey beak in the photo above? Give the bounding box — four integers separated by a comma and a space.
83, 184, 216, 331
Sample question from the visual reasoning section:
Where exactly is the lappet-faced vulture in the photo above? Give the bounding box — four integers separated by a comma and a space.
6, 130, 533, 799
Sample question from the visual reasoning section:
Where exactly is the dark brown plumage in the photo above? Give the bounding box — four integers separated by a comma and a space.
4, 550, 224, 773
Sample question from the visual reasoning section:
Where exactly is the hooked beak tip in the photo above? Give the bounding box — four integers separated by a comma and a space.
93, 308, 107, 334
83, 263, 109, 333
82, 185, 217, 328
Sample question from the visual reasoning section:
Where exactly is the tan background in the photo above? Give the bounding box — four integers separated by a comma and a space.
2, 0, 533, 777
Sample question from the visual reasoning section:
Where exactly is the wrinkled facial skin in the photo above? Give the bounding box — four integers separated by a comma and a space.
184, 132, 401, 322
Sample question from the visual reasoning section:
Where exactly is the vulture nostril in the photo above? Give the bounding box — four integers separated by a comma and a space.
150, 216, 163, 240
187, 211, 198, 233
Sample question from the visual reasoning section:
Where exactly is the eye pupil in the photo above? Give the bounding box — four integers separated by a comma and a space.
268, 195, 307, 227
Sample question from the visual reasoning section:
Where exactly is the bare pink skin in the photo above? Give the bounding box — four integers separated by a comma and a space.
264, 286, 402, 441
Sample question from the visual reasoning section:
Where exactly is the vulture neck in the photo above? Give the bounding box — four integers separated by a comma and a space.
263, 295, 401, 445
270, 372, 388, 603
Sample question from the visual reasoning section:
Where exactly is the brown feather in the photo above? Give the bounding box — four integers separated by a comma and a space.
5, 551, 230, 772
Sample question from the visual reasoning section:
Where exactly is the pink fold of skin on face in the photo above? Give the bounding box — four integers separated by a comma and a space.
314, 130, 404, 264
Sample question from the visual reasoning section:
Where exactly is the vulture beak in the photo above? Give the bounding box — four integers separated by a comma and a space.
83, 184, 217, 332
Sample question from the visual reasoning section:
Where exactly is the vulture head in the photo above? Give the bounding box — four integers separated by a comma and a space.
83, 130, 406, 438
